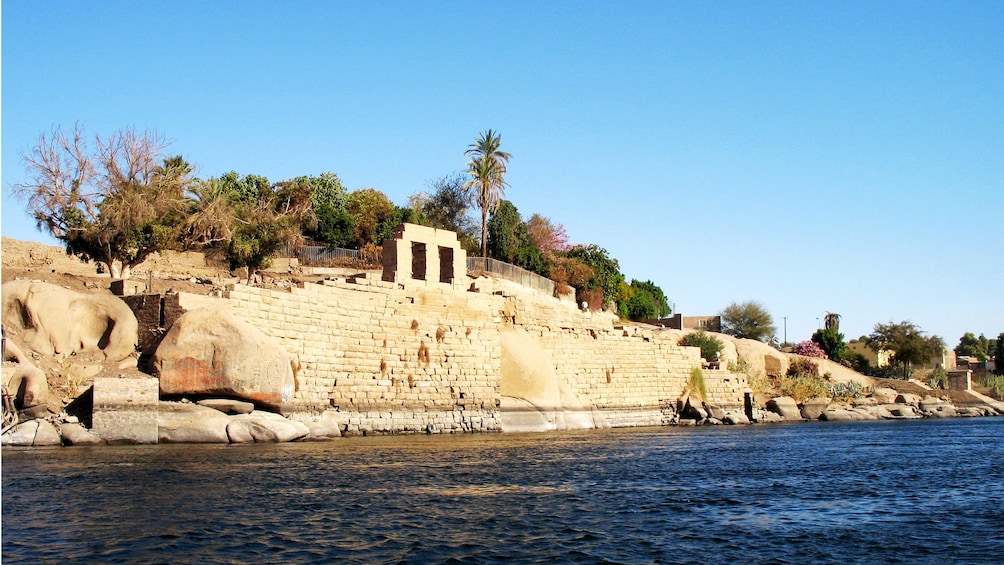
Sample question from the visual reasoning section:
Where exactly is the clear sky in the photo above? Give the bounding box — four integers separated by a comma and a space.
3, 1, 1002, 347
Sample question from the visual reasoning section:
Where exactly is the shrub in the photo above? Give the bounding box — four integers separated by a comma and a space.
830, 381, 871, 401
787, 357, 819, 377
792, 340, 827, 358
687, 367, 708, 402
984, 376, 1004, 400
729, 359, 771, 394
779, 374, 830, 402
679, 331, 724, 363
928, 367, 948, 389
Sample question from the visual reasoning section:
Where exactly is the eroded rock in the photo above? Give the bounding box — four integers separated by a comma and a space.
153, 308, 297, 412
157, 402, 232, 444
1, 280, 138, 361
767, 396, 802, 421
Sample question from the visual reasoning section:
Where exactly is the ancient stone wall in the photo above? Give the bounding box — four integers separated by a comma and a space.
125, 273, 749, 434
121, 223, 748, 434
223, 274, 504, 435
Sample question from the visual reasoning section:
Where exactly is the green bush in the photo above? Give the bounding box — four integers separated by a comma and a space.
830, 381, 871, 401
679, 331, 724, 363
984, 376, 1004, 400
928, 367, 948, 389
729, 359, 771, 394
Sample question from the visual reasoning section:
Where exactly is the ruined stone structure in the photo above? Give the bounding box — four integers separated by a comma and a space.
124, 223, 749, 435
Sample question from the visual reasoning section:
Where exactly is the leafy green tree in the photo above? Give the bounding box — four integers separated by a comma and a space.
273, 172, 350, 247
11, 125, 193, 278
188, 171, 307, 280
622, 279, 671, 321
562, 244, 625, 310
486, 200, 548, 274
954, 332, 989, 361
811, 327, 847, 361
679, 331, 724, 363
346, 188, 396, 248
463, 130, 511, 258
868, 321, 945, 380
720, 300, 776, 342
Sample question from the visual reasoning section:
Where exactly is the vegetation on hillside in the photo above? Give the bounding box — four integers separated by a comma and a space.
10, 125, 671, 321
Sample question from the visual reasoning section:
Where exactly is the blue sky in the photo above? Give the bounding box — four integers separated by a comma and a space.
3, 1, 1002, 346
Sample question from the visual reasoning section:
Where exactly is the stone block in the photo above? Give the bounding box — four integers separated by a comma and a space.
92, 376, 160, 444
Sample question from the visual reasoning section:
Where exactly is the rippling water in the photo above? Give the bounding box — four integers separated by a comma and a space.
3, 418, 1003, 564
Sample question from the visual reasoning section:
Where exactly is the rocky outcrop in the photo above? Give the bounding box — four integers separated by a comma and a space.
766, 396, 802, 421
799, 398, 831, 420
152, 307, 297, 412
2, 281, 138, 361
158, 402, 233, 443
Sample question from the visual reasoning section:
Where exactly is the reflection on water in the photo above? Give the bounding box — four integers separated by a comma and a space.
3, 419, 1004, 564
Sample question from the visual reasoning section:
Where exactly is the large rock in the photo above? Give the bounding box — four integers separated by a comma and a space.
872, 387, 899, 404
158, 402, 232, 443
766, 396, 802, 421
800, 398, 831, 420
153, 308, 297, 412
2, 420, 39, 446
1, 281, 138, 361
58, 422, 105, 446
681, 396, 709, 420
304, 410, 343, 439
33, 420, 63, 446
3, 364, 51, 413
723, 411, 751, 425
896, 393, 922, 405
227, 411, 309, 443
821, 409, 867, 422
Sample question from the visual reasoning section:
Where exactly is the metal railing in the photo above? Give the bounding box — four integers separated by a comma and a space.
467, 257, 556, 296
280, 243, 366, 267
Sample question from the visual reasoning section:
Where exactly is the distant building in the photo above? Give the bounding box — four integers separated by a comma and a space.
650, 314, 722, 333
847, 340, 955, 371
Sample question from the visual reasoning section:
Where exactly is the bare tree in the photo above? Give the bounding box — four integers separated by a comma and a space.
11, 125, 192, 278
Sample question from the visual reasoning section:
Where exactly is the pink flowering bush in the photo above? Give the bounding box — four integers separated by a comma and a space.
792, 340, 827, 359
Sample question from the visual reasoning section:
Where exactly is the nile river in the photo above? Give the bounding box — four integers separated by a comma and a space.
3, 418, 1003, 564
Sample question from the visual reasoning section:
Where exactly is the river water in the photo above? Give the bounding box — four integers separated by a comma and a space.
3, 418, 1003, 564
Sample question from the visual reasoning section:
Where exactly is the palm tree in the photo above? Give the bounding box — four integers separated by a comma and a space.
463, 130, 511, 258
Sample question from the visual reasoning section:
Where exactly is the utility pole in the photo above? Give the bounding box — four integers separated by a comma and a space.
783, 316, 787, 345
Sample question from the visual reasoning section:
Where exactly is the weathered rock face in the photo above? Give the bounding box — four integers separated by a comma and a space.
2, 364, 51, 412
872, 387, 899, 404
766, 396, 802, 421
800, 398, 832, 420
152, 308, 297, 412
1, 281, 138, 361
499, 328, 603, 432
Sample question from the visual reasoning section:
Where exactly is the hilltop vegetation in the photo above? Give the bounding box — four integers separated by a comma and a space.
10, 126, 669, 321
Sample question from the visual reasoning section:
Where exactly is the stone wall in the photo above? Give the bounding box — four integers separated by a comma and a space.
222, 275, 503, 434
124, 273, 749, 434
122, 223, 748, 435
91, 376, 160, 444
